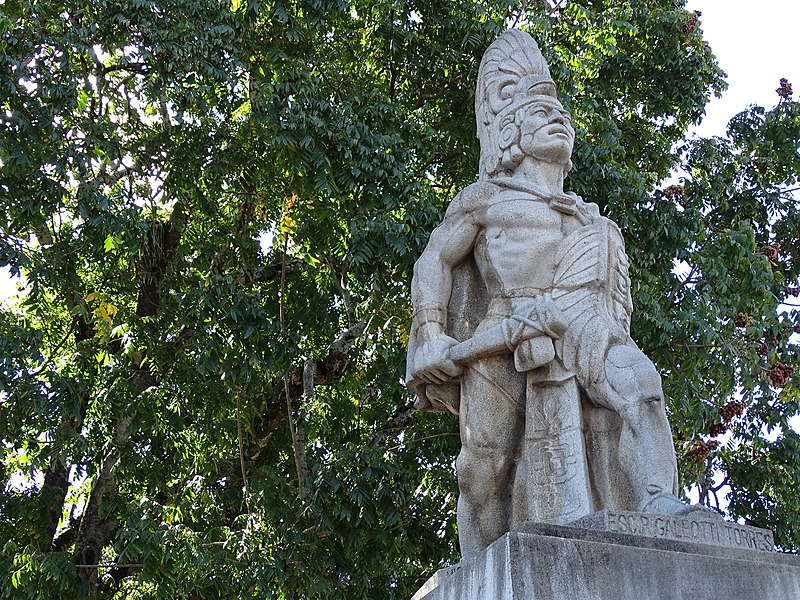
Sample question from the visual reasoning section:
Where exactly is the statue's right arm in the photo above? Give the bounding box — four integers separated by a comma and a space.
410, 186, 485, 384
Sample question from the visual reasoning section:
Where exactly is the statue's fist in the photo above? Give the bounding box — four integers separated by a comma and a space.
413, 335, 463, 384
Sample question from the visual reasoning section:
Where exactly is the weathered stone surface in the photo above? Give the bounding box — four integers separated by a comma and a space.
412, 523, 800, 600
570, 509, 774, 552
405, 28, 709, 560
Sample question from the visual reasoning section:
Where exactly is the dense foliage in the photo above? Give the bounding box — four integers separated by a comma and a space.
0, 0, 797, 597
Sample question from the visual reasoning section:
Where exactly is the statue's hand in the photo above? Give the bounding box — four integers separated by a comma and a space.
501, 298, 567, 372
504, 298, 568, 346
413, 334, 463, 384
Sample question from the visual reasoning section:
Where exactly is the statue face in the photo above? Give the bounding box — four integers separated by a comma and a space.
517, 99, 574, 167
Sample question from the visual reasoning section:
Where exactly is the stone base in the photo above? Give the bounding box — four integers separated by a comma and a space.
412, 517, 800, 600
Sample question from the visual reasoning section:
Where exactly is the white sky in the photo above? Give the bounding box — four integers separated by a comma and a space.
687, 0, 799, 137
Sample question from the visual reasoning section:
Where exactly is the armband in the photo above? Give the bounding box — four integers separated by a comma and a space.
412, 303, 447, 332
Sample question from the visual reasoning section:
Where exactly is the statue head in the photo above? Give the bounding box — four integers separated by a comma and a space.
476, 30, 574, 179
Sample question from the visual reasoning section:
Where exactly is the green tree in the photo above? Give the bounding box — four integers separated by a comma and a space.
0, 0, 797, 598
634, 88, 800, 549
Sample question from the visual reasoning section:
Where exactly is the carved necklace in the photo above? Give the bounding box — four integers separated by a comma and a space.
490, 177, 593, 225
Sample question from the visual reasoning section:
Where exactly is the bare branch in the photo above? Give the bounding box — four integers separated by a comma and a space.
372, 399, 417, 447
246, 320, 366, 460
411, 74, 463, 110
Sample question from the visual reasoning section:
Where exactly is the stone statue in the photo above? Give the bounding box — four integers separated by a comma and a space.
406, 29, 709, 560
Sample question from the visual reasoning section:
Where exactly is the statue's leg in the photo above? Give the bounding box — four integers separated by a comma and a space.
456, 354, 524, 559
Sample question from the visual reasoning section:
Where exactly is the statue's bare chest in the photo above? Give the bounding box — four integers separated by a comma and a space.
476, 197, 581, 293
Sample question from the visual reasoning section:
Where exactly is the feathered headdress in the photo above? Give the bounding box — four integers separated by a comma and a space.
475, 30, 558, 179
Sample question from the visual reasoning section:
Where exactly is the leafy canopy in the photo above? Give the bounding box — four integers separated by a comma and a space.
1, 0, 798, 597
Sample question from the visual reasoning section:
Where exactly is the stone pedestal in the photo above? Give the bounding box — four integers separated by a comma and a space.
411, 515, 800, 600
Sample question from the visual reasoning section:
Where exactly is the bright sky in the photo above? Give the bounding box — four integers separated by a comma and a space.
687, 0, 800, 137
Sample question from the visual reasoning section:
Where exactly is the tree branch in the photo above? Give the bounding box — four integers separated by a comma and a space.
73, 415, 134, 585
136, 221, 181, 317
99, 63, 148, 77
247, 320, 366, 460
372, 399, 417, 447
411, 74, 463, 110
35, 313, 94, 550
236, 389, 250, 513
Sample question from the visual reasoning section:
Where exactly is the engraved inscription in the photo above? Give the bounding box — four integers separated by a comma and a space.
602, 511, 773, 551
